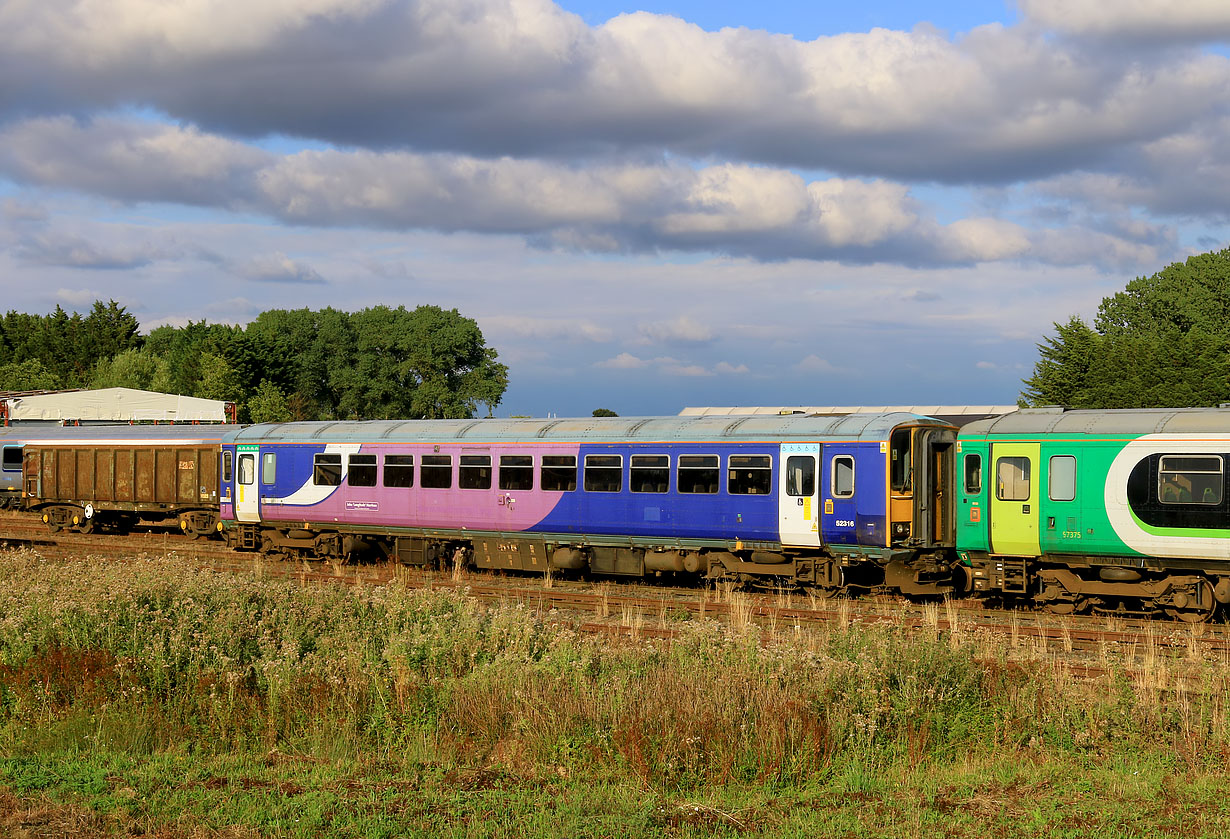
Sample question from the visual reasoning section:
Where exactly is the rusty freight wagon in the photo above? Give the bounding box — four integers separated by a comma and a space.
20, 426, 240, 536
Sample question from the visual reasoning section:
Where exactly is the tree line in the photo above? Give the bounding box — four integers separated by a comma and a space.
0, 302, 509, 423
1022, 248, 1230, 409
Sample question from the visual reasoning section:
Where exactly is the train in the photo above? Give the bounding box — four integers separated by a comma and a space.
10, 407, 1230, 621
3, 424, 240, 534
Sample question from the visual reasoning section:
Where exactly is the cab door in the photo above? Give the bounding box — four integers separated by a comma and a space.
234, 444, 260, 523
779, 443, 820, 547
990, 443, 1040, 555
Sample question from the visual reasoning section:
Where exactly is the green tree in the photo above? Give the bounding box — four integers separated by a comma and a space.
80, 300, 141, 363
1020, 316, 1101, 408
592, 408, 619, 417
89, 348, 173, 392
1022, 248, 1230, 408
195, 351, 244, 403
247, 379, 293, 423
0, 358, 60, 391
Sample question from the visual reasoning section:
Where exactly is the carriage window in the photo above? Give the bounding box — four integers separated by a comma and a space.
313, 453, 341, 486
996, 457, 1030, 501
349, 454, 377, 487
832, 456, 855, 498
460, 455, 492, 490
729, 455, 772, 495
631, 455, 669, 493
584, 455, 622, 493
1049, 456, 1076, 502
678, 455, 719, 494
421, 455, 452, 489
890, 428, 912, 493
262, 452, 277, 486
239, 453, 256, 486
2, 447, 21, 472
1159, 455, 1222, 505
384, 455, 414, 488
785, 455, 815, 497
963, 453, 981, 494
541, 455, 576, 492
499, 455, 534, 491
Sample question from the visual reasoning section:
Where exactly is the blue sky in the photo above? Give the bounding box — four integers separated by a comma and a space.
1, 0, 1228, 417
558, 0, 1015, 37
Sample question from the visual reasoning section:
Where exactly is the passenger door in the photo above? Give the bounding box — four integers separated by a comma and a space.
989, 443, 1040, 555
234, 444, 260, 523
779, 443, 820, 548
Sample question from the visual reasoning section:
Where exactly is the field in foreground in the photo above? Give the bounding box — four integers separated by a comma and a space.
1, 550, 1229, 838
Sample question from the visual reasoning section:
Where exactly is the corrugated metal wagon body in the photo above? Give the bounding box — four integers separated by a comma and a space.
20, 426, 239, 536
221, 413, 961, 594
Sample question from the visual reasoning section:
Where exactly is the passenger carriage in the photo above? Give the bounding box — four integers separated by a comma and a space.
220, 413, 962, 593
958, 407, 1230, 621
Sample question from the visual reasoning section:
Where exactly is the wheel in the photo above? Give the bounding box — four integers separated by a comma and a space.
76, 517, 95, 534
1165, 580, 1217, 623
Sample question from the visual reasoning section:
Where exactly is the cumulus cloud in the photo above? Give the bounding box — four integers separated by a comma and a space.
0, 115, 1153, 269
796, 355, 839, 373
1019, 0, 1230, 43
594, 352, 745, 377
0, 117, 270, 207
637, 316, 714, 345
485, 315, 614, 343
14, 231, 173, 270
1, 1, 1228, 183
237, 252, 326, 284
55, 287, 99, 306
596, 352, 649, 369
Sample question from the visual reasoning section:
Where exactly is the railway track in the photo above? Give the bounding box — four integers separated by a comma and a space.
2, 511, 1224, 680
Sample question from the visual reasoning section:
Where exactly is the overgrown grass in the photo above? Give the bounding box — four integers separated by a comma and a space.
2, 549, 1230, 837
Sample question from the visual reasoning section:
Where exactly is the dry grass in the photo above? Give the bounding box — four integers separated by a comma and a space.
2, 548, 1230, 800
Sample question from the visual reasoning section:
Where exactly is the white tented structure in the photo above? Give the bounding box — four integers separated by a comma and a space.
1, 388, 234, 424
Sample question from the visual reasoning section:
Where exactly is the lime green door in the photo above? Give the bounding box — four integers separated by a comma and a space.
990, 443, 1040, 556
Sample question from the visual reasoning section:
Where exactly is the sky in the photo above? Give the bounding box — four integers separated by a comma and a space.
2, 1, 1229, 418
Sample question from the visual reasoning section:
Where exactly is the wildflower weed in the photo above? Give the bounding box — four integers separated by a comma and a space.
1, 550, 1229, 836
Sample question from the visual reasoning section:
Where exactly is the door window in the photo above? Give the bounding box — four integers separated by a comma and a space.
238, 453, 255, 486
963, 453, 981, 493
996, 457, 1030, 501
785, 455, 815, 497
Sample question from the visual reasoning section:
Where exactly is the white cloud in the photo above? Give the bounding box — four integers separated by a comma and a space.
596, 352, 648, 369
796, 355, 839, 373
485, 315, 614, 343
238, 252, 326, 284
55, 287, 98, 306
637, 315, 714, 345
1, 1, 1227, 182
1019, 0, 1230, 42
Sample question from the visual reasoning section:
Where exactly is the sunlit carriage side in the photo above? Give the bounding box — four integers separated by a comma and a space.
220, 413, 962, 594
